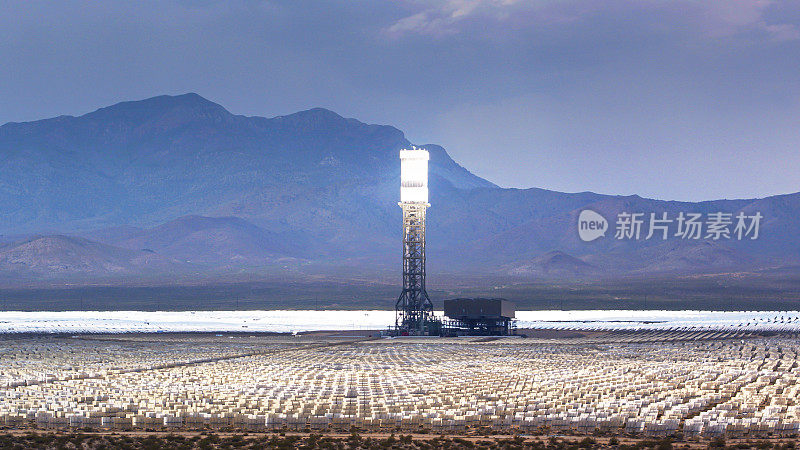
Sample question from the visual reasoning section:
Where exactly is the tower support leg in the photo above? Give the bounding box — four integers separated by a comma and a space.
395, 203, 434, 335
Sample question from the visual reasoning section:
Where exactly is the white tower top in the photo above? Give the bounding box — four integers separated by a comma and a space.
400, 148, 429, 204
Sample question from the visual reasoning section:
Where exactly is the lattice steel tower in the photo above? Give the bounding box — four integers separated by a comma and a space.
395, 148, 435, 335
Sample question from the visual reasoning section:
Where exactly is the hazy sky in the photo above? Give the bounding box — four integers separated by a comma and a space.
1, 0, 799, 201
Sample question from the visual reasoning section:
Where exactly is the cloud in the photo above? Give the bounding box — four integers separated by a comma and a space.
765, 23, 800, 42
686, 0, 800, 41
385, 0, 526, 37
384, 0, 800, 43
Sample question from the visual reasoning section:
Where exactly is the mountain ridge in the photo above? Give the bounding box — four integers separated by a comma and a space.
0, 93, 798, 283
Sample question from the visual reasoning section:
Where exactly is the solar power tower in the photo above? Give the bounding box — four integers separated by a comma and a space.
395, 148, 435, 335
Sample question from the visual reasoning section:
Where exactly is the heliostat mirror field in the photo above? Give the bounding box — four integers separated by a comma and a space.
2, 333, 800, 438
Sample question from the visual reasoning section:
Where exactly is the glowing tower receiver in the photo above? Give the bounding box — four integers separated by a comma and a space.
396, 148, 435, 335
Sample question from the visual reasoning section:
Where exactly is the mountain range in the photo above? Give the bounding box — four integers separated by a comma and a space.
1, 93, 798, 285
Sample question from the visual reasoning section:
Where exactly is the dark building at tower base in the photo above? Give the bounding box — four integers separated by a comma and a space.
442, 298, 516, 336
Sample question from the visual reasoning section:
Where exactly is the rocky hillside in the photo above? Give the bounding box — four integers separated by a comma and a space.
0, 93, 797, 282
